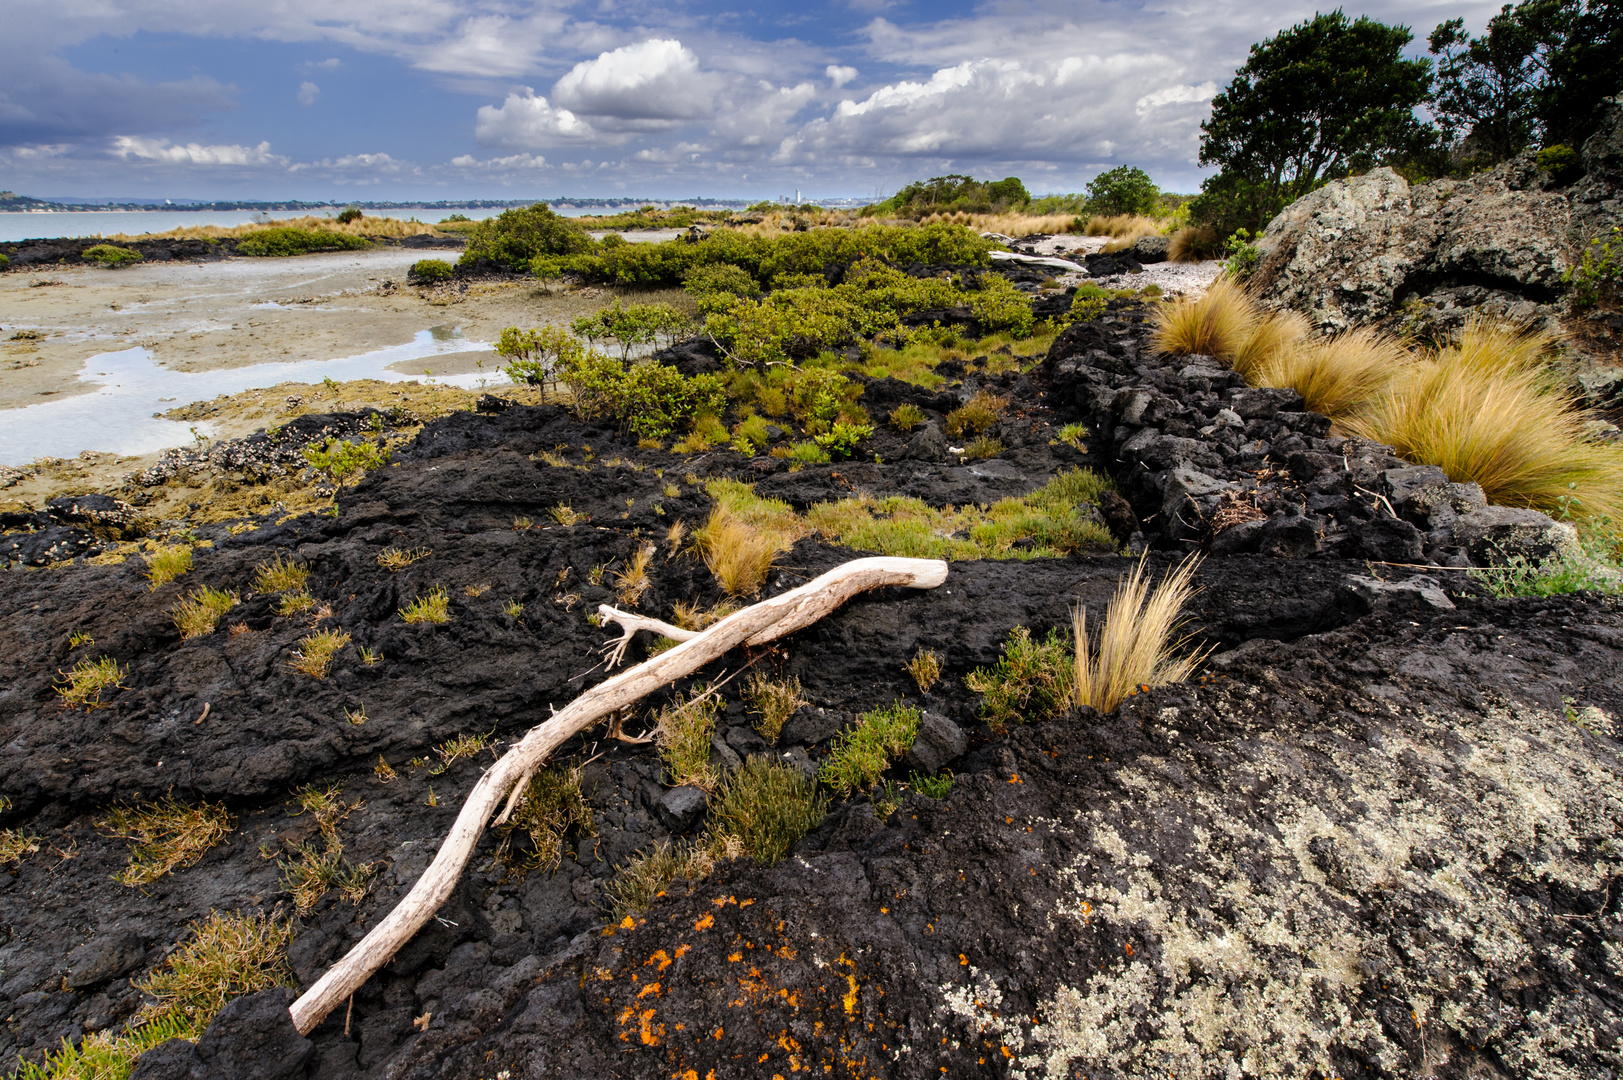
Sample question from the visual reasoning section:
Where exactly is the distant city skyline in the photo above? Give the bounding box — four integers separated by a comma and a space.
3, 0, 1509, 201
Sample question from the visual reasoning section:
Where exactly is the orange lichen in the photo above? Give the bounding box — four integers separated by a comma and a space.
638, 981, 662, 1000
694, 913, 714, 931
647, 949, 673, 972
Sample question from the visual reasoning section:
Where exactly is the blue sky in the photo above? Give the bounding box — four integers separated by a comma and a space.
1, 0, 1508, 202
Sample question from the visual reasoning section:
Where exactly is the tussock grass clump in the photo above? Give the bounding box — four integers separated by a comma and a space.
1074, 557, 1209, 713
550, 503, 585, 526
818, 703, 920, 796
656, 689, 721, 790
945, 390, 1008, 437
274, 591, 317, 617
606, 835, 744, 921
55, 656, 126, 709
276, 783, 375, 915
614, 542, 656, 606
693, 506, 783, 597
906, 648, 943, 693
98, 797, 235, 886
889, 403, 929, 431
1084, 213, 1162, 239
400, 587, 451, 624
710, 757, 827, 865
377, 546, 430, 572
289, 628, 350, 678
965, 626, 1073, 729
1168, 226, 1221, 262
172, 586, 238, 639
253, 552, 308, 594
145, 545, 193, 590
1345, 323, 1623, 518
1151, 275, 1263, 360
497, 764, 595, 876
1, 829, 42, 866
1246, 327, 1408, 421
742, 673, 806, 742
963, 435, 1006, 460
431, 730, 495, 773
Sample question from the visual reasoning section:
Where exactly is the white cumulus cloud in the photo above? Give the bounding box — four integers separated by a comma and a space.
110, 136, 284, 166
449, 152, 547, 169
297, 81, 319, 106
826, 65, 858, 89
475, 89, 598, 148
552, 39, 715, 123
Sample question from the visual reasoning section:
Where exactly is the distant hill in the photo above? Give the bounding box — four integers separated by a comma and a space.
0, 192, 57, 210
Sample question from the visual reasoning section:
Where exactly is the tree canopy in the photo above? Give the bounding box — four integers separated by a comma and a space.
1084, 166, 1160, 217
1190, 11, 1435, 236
458, 203, 592, 272
866, 174, 1031, 218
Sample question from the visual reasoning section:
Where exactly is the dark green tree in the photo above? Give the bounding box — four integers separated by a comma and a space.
458, 203, 591, 272
1083, 166, 1160, 217
1190, 11, 1436, 236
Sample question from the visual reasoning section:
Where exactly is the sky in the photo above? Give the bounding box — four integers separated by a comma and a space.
1, 0, 1510, 202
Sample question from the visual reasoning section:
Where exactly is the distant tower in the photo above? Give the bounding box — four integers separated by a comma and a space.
795, 188, 801, 203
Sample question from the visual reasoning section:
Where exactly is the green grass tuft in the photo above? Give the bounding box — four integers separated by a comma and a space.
817, 703, 920, 796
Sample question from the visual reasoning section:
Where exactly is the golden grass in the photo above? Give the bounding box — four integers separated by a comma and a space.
98, 797, 236, 886
1, 829, 42, 866
915, 211, 1082, 237
1073, 556, 1209, 713
1247, 327, 1409, 421
692, 505, 785, 597
430, 730, 494, 773
1168, 226, 1221, 262
108, 213, 439, 242
1151, 275, 1257, 359
289, 628, 350, 678
55, 656, 126, 709
1345, 324, 1623, 517
614, 542, 656, 606
172, 586, 238, 639
377, 546, 431, 571
1084, 213, 1161, 238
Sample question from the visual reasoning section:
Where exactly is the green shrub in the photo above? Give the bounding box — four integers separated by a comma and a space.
1567, 226, 1620, 310
82, 244, 143, 268
684, 263, 762, 314
782, 440, 831, 463
889, 403, 928, 431
1470, 541, 1623, 598
909, 771, 955, 799
336, 207, 362, 224
945, 390, 1007, 437
499, 324, 586, 386
553, 350, 725, 439
302, 437, 389, 487
1537, 144, 1581, 181
969, 275, 1035, 337
571, 299, 690, 360
1069, 283, 1109, 323
814, 422, 873, 460
410, 258, 454, 283
867, 174, 1030, 217
964, 625, 1073, 729
710, 757, 827, 864
818, 703, 920, 796
1222, 228, 1261, 279
786, 367, 856, 424
460, 203, 590, 271
236, 228, 369, 257
0, 253, 10, 271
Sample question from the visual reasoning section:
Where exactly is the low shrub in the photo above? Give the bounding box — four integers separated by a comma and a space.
172, 586, 237, 639
963, 434, 1005, 459
818, 703, 920, 796
302, 437, 389, 487
495, 764, 595, 876
1073, 556, 1209, 713
710, 757, 827, 864
409, 258, 454, 283
499, 324, 584, 386
945, 390, 1007, 437
655, 689, 721, 790
552, 349, 726, 441
968, 275, 1035, 337
1222, 228, 1261, 279
814, 421, 873, 460
571, 299, 690, 360
82, 244, 143, 268
889, 403, 928, 431
0, 253, 9, 271
460, 203, 590, 272
742, 673, 806, 741
336, 207, 363, 225
235, 227, 370, 257
965, 626, 1072, 729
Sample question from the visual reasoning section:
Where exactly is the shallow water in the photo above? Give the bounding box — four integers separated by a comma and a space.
0, 328, 497, 466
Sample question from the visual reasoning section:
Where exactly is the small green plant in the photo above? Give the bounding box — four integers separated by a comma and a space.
1222, 228, 1260, 279
81, 244, 143, 268
606, 837, 734, 921
655, 688, 721, 790
1470, 543, 1623, 598
551, 503, 585, 526
1068, 283, 1109, 323
303, 437, 389, 488
253, 552, 308, 593
344, 704, 368, 725
410, 257, 454, 283
504, 599, 525, 619
400, 587, 451, 624
1055, 421, 1089, 450
782, 439, 831, 463
55, 656, 126, 709
818, 703, 920, 796
889, 403, 928, 431
430, 730, 494, 773
145, 544, 193, 589
275, 591, 317, 616
377, 546, 431, 571
1537, 143, 1581, 181
742, 673, 806, 742
172, 586, 238, 639
358, 645, 383, 665
963, 435, 1005, 459
965, 625, 1073, 729
909, 771, 954, 799
814, 421, 873, 461
289, 628, 350, 678
2, 828, 43, 866
905, 648, 943, 693
496, 763, 595, 876
97, 797, 235, 886
1566, 226, 1621, 310
945, 390, 1007, 437
67, 631, 94, 649
710, 757, 827, 865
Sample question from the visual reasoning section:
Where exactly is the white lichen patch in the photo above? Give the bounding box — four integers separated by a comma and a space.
955, 697, 1623, 1079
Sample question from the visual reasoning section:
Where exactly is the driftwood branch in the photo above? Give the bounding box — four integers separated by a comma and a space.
595, 604, 697, 667
287, 556, 948, 1035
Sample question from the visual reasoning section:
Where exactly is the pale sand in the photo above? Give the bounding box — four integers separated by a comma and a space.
0, 248, 666, 412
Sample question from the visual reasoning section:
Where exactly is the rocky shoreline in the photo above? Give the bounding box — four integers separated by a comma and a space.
3, 289, 1620, 1078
